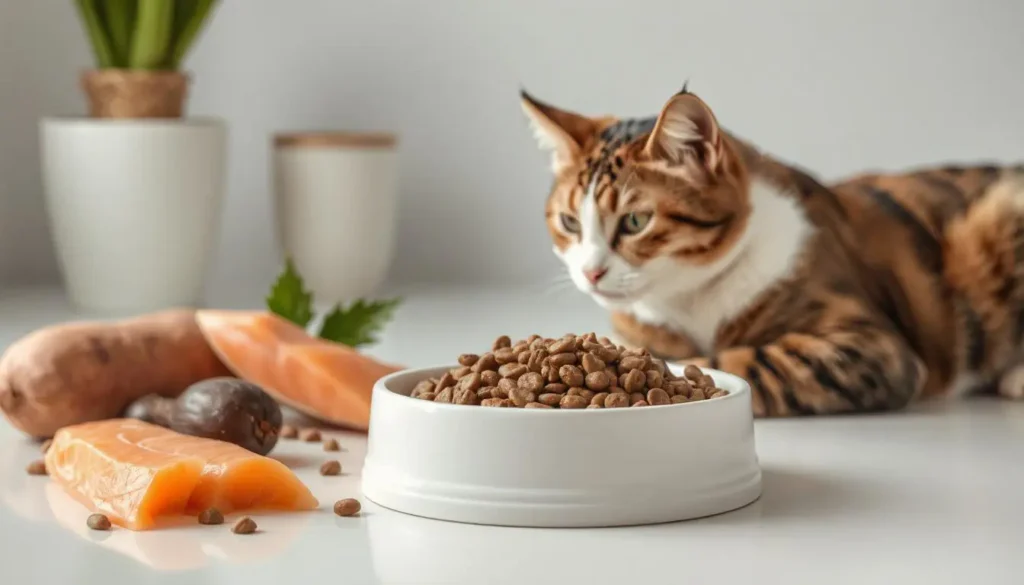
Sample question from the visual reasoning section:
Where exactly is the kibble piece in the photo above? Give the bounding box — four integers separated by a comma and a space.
509, 387, 537, 407
684, 365, 703, 381
604, 393, 629, 408
629, 392, 646, 406
437, 372, 457, 390
198, 508, 225, 525
498, 364, 528, 380
700, 375, 716, 389
480, 370, 501, 386
40, 439, 53, 454
710, 390, 728, 399
530, 338, 549, 350
87, 514, 112, 531
527, 349, 548, 373
417, 391, 437, 401
458, 353, 480, 367
669, 380, 693, 397
691, 387, 707, 400
591, 392, 609, 407
434, 388, 454, 403
645, 370, 663, 389
559, 365, 584, 387
323, 438, 341, 451
581, 353, 605, 374
300, 428, 322, 442
569, 388, 595, 402
548, 337, 576, 354
26, 460, 47, 475
559, 395, 589, 409
543, 383, 568, 394
619, 356, 650, 374
538, 393, 563, 406
670, 395, 689, 404
525, 402, 553, 409
631, 400, 650, 407
496, 377, 517, 397
548, 353, 578, 368
320, 460, 342, 476
517, 350, 531, 365
494, 348, 516, 365
458, 372, 482, 392
334, 498, 362, 517
454, 387, 479, 405
474, 353, 499, 372
450, 366, 472, 379
518, 372, 545, 392
545, 365, 561, 382
647, 388, 671, 405
232, 517, 258, 534
279, 424, 298, 439
586, 404, 603, 409
585, 371, 610, 391
623, 369, 646, 393
481, 398, 512, 407
493, 335, 512, 350
477, 387, 495, 400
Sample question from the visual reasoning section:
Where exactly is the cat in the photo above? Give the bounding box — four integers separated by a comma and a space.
521, 86, 1024, 416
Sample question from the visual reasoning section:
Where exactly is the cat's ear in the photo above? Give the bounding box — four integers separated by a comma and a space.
520, 90, 598, 174
644, 91, 724, 172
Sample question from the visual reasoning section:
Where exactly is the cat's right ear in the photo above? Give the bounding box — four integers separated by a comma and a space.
520, 90, 597, 174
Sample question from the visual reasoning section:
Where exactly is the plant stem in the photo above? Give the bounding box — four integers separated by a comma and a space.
104, 0, 137, 67
169, 0, 218, 69
74, 0, 116, 68
128, 0, 174, 70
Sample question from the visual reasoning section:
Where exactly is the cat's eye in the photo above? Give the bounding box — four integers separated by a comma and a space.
619, 212, 652, 235
560, 213, 581, 234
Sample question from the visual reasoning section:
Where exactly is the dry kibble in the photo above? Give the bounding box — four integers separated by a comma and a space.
334, 498, 362, 517
700, 375, 716, 389
300, 428, 321, 442
477, 387, 495, 400
525, 402, 553, 409
320, 460, 342, 476
605, 393, 629, 408
623, 370, 646, 393
509, 387, 537, 407
538, 393, 563, 406
198, 508, 224, 525
684, 365, 704, 381
481, 398, 511, 407
26, 460, 46, 475
418, 392, 437, 401
450, 366, 472, 379
411, 380, 436, 398
631, 400, 650, 407
279, 424, 298, 439
629, 392, 646, 406
548, 337, 576, 354
559, 365, 585, 387
454, 387, 479, 405
518, 372, 544, 392
498, 364, 528, 379
691, 387, 707, 400
232, 517, 258, 534
586, 404, 602, 409
458, 372, 482, 392
645, 370, 663, 389
581, 353, 605, 374
518, 351, 531, 365
647, 388, 671, 405
323, 438, 341, 451
527, 350, 548, 373
493, 335, 512, 350
437, 372, 457, 390
434, 388, 454, 403
543, 383, 568, 394
497, 377, 517, 397
619, 356, 649, 373
568, 388, 595, 402
474, 353, 499, 372
559, 395, 588, 409
585, 371, 611, 391
710, 390, 728, 399
87, 514, 112, 531
591, 392, 609, 407
481, 370, 501, 386
548, 353, 577, 368
458, 353, 480, 367
671, 395, 689, 404
494, 348, 516, 364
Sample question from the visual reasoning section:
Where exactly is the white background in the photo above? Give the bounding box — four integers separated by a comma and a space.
2, 0, 1023, 296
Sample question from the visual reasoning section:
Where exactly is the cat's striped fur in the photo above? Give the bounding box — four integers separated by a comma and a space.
522, 88, 1024, 416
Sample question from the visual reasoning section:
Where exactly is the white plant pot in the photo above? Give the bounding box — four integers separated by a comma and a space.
273, 132, 398, 303
40, 117, 227, 313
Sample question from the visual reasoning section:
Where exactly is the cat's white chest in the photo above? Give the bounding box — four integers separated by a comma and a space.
629, 298, 728, 355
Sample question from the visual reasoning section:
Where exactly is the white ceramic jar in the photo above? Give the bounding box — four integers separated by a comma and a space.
39, 117, 227, 313
273, 132, 398, 302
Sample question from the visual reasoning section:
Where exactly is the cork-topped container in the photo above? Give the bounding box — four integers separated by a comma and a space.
361, 363, 762, 528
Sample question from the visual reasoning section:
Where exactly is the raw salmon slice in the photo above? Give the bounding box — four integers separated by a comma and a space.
195, 310, 403, 431
45, 419, 318, 530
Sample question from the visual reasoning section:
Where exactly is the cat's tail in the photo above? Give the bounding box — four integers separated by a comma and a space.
943, 168, 1024, 395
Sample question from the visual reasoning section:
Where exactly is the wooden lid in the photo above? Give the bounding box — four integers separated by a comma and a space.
274, 131, 397, 149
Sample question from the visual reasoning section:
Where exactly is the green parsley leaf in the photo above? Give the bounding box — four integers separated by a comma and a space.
317, 297, 402, 348
265, 257, 314, 327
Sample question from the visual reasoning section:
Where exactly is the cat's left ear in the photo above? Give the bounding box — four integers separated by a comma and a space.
644, 91, 724, 172
520, 90, 599, 174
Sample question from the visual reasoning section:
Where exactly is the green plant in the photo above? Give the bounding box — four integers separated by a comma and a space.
73, 0, 219, 70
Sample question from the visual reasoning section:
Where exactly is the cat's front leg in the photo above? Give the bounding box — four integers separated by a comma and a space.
609, 311, 700, 361
686, 328, 926, 417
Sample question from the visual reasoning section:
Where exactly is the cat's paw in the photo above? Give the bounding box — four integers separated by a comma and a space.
997, 366, 1024, 400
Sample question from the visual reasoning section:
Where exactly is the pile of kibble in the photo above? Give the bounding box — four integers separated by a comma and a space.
410, 333, 728, 409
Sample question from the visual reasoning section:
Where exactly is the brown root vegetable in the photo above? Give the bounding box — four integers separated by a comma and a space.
0, 310, 232, 438
124, 377, 283, 455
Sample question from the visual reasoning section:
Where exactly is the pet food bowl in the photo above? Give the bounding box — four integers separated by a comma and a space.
361, 365, 761, 527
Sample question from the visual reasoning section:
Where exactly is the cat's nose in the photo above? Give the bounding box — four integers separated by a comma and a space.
583, 267, 608, 285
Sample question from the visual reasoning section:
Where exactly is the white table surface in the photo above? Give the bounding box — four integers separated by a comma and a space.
1, 285, 1023, 584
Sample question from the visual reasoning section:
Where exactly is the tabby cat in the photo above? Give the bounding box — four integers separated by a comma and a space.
521, 86, 1024, 416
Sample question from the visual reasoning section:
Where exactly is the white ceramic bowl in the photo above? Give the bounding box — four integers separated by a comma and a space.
361, 365, 761, 527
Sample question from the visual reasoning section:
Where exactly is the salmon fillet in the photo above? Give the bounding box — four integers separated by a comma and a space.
45, 419, 318, 530
196, 310, 403, 431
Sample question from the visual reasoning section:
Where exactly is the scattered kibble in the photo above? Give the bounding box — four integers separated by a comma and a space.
232, 517, 258, 534
198, 508, 224, 525
333, 498, 361, 517
323, 438, 340, 451
26, 460, 46, 475
87, 513, 111, 531
411, 334, 728, 409
279, 425, 298, 439
299, 428, 321, 442
320, 460, 342, 476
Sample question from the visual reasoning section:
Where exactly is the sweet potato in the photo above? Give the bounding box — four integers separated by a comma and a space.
0, 310, 232, 438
